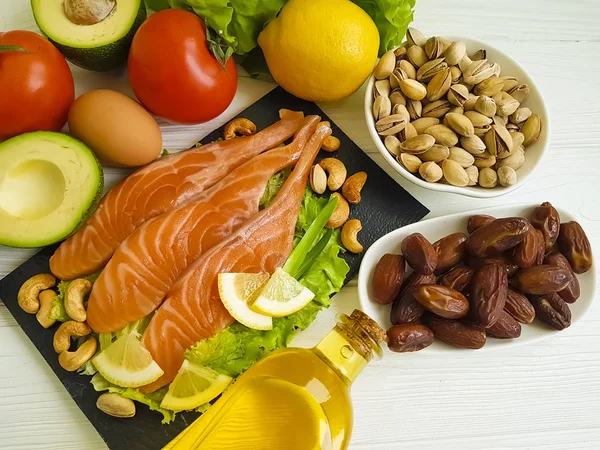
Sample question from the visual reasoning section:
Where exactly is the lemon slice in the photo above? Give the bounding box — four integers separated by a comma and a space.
251, 268, 315, 317
92, 331, 163, 388
218, 272, 272, 330
160, 360, 232, 412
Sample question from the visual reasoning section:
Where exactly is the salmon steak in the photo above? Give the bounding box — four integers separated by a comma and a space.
49, 110, 305, 280
140, 122, 331, 393
86, 116, 321, 334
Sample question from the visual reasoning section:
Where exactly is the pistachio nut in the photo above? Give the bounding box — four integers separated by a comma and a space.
506, 122, 520, 132
478, 167, 498, 188
463, 59, 495, 85
496, 147, 525, 170
394, 47, 408, 60
97, 393, 136, 419
464, 110, 492, 130
473, 151, 497, 169
422, 100, 452, 118
449, 106, 465, 115
521, 114, 542, 147
375, 114, 407, 136
390, 89, 406, 107
463, 93, 479, 111
460, 134, 487, 154
399, 122, 418, 142
374, 50, 396, 80
419, 161, 443, 183
416, 58, 448, 82
424, 124, 458, 147
492, 63, 502, 77
373, 79, 391, 98
444, 40, 467, 66
465, 165, 479, 186
449, 66, 462, 84
412, 117, 440, 134
398, 60, 417, 80
510, 131, 525, 149
384, 135, 402, 156
392, 104, 411, 124
496, 92, 520, 116
425, 37, 445, 59
500, 76, 519, 92
399, 153, 422, 173
400, 79, 427, 101
399, 134, 435, 154
474, 95, 497, 117
445, 112, 475, 137
509, 107, 532, 124
420, 144, 450, 163
407, 99, 423, 120
407, 45, 428, 68
447, 84, 469, 107
442, 159, 470, 187
492, 114, 507, 127
439, 37, 452, 52
448, 146, 475, 168
474, 77, 504, 97
427, 69, 452, 101
389, 69, 405, 89
497, 166, 517, 187
484, 124, 513, 159
470, 49, 486, 61
458, 55, 473, 73
372, 95, 391, 120
407, 27, 426, 47
310, 164, 327, 194
508, 84, 530, 103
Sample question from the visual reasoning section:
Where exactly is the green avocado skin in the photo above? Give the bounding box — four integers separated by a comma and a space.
32, 1, 147, 72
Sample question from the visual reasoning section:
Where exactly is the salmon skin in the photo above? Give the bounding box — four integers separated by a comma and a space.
140, 122, 331, 393
49, 110, 305, 280
86, 116, 321, 334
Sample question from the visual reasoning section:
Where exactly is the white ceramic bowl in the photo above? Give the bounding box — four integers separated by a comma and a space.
364, 36, 550, 198
358, 204, 596, 352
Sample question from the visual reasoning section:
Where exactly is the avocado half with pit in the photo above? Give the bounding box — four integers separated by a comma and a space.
31, 0, 146, 71
0, 132, 103, 248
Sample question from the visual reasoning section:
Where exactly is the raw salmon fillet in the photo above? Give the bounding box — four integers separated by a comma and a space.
49, 110, 305, 280
86, 116, 320, 333
140, 122, 331, 393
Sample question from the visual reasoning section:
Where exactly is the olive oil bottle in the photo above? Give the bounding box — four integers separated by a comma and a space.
164, 310, 386, 450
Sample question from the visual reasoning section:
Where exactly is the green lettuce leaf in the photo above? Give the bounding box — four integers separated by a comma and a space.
144, 0, 171, 10
351, 0, 416, 55
169, 0, 286, 55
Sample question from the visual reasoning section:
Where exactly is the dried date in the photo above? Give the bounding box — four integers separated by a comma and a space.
433, 232, 467, 274
512, 225, 538, 268
530, 202, 560, 253
514, 265, 573, 295
504, 289, 535, 324
470, 264, 508, 327
387, 324, 434, 352
401, 233, 438, 275
372, 254, 405, 305
544, 252, 580, 303
467, 214, 496, 234
412, 284, 470, 319
390, 272, 435, 324
467, 217, 530, 258
439, 266, 474, 292
533, 228, 546, 265
529, 293, 571, 330
557, 221, 593, 274
426, 316, 486, 349
486, 310, 522, 339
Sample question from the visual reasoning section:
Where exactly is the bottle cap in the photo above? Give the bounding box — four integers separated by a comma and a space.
349, 309, 387, 344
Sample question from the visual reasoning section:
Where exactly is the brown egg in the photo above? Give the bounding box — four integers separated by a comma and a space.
68, 89, 162, 167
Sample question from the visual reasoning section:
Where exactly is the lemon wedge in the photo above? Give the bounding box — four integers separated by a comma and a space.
92, 331, 164, 388
251, 268, 315, 317
160, 360, 232, 412
218, 272, 272, 330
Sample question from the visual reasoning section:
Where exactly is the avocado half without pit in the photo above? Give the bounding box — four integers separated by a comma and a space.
0, 132, 103, 248
31, 0, 146, 71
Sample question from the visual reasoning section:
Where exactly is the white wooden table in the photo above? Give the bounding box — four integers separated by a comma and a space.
2, 0, 600, 448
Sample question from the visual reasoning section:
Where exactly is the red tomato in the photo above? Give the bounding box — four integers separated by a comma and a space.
0, 30, 74, 141
128, 9, 237, 124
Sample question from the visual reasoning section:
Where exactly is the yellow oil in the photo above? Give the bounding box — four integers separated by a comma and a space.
165, 329, 369, 450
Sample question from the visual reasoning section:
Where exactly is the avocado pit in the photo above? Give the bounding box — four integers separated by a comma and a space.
64, 0, 116, 26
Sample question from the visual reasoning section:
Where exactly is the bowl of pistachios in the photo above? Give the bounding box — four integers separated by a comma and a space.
364, 30, 549, 198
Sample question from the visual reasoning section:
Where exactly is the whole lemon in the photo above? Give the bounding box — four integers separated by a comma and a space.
258, 0, 380, 102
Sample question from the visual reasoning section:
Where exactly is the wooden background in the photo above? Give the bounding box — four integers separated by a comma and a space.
2, 0, 600, 448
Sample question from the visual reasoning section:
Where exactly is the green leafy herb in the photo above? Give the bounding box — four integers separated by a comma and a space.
144, 0, 171, 11
259, 169, 290, 209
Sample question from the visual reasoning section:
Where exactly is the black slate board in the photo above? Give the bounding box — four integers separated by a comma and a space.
0, 86, 428, 450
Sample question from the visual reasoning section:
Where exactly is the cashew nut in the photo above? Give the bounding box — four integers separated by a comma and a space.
66, 278, 92, 322
18, 273, 56, 314
224, 118, 257, 140
341, 171, 367, 205
36, 290, 57, 329
53, 320, 91, 354
58, 337, 97, 372
341, 219, 364, 254
319, 158, 347, 191
326, 193, 350, 229
321, 136, 341, 153
310, 164, 327, 194
97, 393, 136, 418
